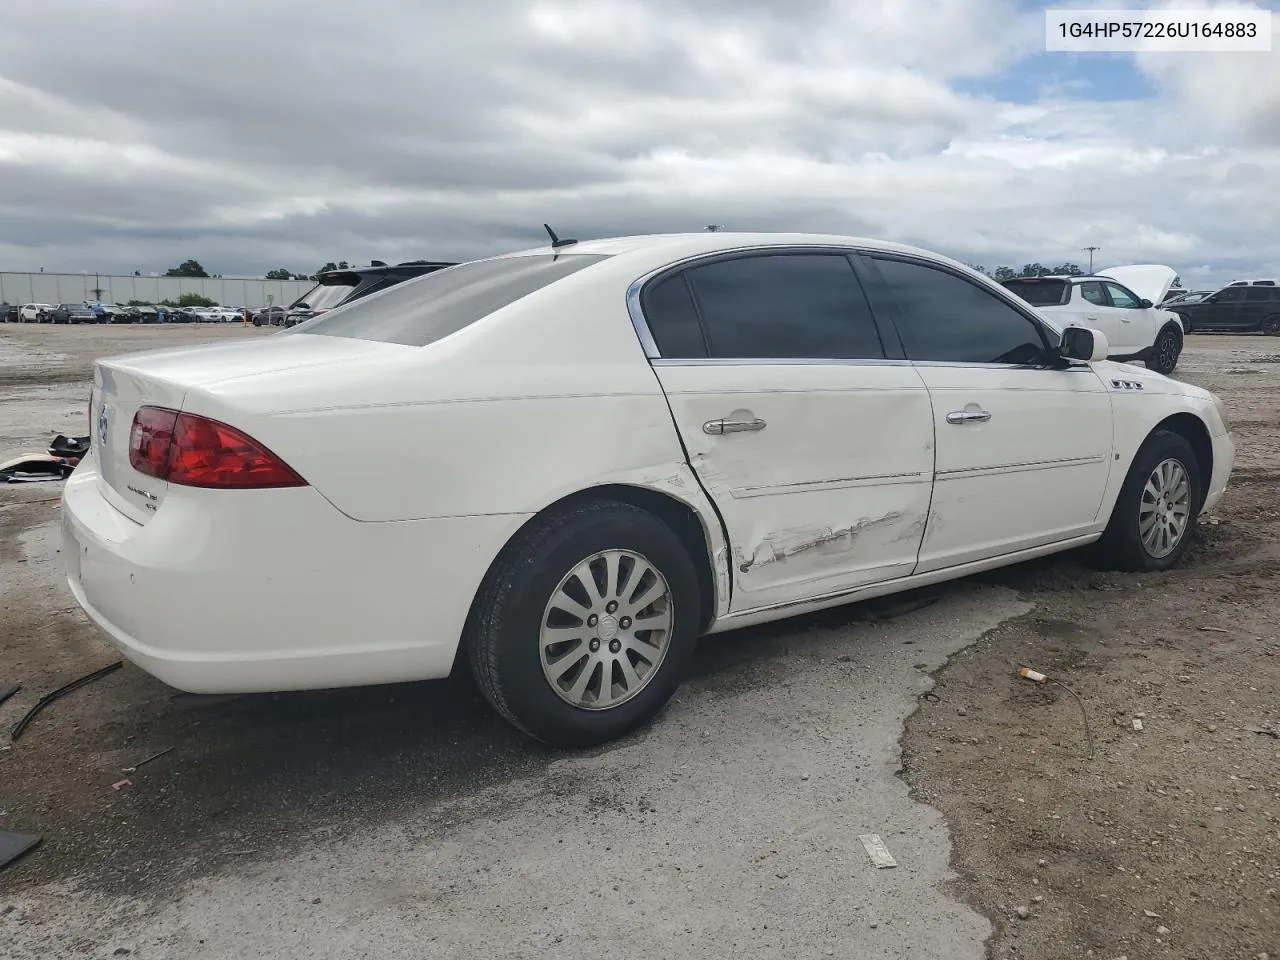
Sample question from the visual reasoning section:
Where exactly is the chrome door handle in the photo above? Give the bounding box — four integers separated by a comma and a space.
703, 417, 767, 435
946, 410, 991, 425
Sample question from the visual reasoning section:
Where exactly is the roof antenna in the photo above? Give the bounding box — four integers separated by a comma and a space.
544, 223, 579, 249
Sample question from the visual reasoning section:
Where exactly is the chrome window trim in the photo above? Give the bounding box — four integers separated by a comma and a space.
625, 243, 1083, 372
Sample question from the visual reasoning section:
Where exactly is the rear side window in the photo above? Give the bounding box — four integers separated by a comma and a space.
1002, 278, 1067, 307
1245, 287, 1270, 302
296, 254, 607, 346
875, 258, 1049, 366
642, 274, 708, 358
1079, 281, 1108, 306
679, 253, 884, 360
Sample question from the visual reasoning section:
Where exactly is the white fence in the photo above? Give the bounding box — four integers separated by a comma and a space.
0, 273, 313, 308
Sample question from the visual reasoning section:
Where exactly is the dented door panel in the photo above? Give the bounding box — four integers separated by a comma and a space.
651, 361, 936, 612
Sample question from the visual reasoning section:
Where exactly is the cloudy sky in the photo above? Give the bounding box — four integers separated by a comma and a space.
1, 0, 1278, 287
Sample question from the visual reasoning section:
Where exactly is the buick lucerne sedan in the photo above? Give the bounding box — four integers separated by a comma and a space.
62, 233, 1235, 746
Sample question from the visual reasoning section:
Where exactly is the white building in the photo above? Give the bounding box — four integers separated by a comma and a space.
0, 272, 313, 307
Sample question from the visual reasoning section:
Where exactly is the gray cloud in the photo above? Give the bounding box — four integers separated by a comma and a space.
0, 0, 1276, 282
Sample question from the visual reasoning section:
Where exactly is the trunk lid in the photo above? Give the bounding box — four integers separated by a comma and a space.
92, 334, 413, 523
1097, 264, 1177, 306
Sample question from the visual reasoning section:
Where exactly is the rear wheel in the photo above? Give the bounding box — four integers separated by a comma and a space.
468, 500, 701, 747
1095, 429, 1202, 572
1262, 314, 1280, 336
1148, 325, 1182, 375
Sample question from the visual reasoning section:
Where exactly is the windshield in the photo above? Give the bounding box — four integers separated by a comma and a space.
1001, 278, 1069, 307
294, 254, 609, 347
292, 280, 357, 312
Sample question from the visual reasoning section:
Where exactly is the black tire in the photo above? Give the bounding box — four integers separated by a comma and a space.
1094, 429, 1202, 572
1147, 325, 1182, 375
1177, 312, 1193, 333
468, 500, 702, 747
1262, 314, 1280, 336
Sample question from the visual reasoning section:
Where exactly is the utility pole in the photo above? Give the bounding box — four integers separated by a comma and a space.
1082, 246, 1100, 273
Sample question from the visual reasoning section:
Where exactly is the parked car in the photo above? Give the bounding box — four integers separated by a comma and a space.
19, 303, 53, 322
1167, 281, 1280, 335
62, 232, 1235, 747
0, 303, 18, 322
51, 303, 98, 324
165, 308, 198, 323
281, 260, 457, 327
1000, 266, 1186, 374
123, 305, 161, 323
253, 305, 287, 326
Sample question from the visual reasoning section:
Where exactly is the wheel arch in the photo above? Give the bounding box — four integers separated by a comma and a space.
456, 481, 728, 672
1152, 412, 1213, 508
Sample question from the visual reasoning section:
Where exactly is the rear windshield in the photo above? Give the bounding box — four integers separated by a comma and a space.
294, 254, 609, 346
292, 281, 357, 312
1001, 278, 1069, 307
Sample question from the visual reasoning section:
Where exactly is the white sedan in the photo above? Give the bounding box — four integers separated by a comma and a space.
62, 232, 1235, 746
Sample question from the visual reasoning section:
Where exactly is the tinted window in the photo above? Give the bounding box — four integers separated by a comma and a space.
1002, 278, 1067, 307
642, 274, 707, 358
293, 281, 357, 311
1245, 287, 1270, 302
1214, 287, 1244, 302
296, 254, 608, 346
682, 254, 883, 359
1079, 281, 1108, 306
1104, 283, 1140, 308
875, 258, 1049, 366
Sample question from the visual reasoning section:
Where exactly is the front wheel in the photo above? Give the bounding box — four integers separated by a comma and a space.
468, 500, 701, 747
1262, 314, 1280, 336
1148, 326, 1182, 375
1095, 429, 1202, 572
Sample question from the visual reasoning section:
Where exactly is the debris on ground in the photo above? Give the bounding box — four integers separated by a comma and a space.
9, 661, 123, 741
0, 829, 42, 871
111, 778, 132, 791
0, 434, 90, 483
858, 833, 898, 869
121, 746, 173, 774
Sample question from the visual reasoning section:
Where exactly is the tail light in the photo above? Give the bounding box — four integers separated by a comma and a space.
128, 406, 306, 489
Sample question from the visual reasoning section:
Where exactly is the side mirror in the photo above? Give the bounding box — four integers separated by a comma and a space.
1139, 298, 1153, 309
1060, 326, 1109, 363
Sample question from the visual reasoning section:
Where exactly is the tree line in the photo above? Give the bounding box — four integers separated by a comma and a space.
965, 262, 1085, 280
162, 259, 353, 282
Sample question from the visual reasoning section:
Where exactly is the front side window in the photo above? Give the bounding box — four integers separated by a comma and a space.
1104, 283, 1140, 308
1079, 281, 1108, 306
1214, 286, 1245, 303
874, 258, 1049, 366
296, 254, 608, 346
679, 253, 884, 360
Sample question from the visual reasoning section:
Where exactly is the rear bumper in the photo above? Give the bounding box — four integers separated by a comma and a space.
1203, 430, 1235, 514
61, 455, 529, 693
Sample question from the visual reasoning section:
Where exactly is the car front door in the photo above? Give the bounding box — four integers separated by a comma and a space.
861, 255, 1114, 573
1063, 280, 1131, 351
637, 250, 936, 612
1099, 281, 1156, 355
1192, 287, 1243, 330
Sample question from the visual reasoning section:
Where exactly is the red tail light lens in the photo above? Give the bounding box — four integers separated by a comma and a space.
128, 406, 306, 489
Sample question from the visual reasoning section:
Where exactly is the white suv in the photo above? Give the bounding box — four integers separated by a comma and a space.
19, 303, 53, 322
1002, 265, 1185, 374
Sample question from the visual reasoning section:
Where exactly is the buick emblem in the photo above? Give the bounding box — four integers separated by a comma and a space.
97, 406, 109, 447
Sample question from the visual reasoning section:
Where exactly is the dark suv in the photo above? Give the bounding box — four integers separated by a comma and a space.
279, 260, 457, 328
1170, 281, 1280, 335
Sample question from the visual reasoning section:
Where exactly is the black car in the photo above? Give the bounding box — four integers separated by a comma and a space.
0, 303, 17, 322
281, 260, 457, 328
165, 307, 197, 323
51, 303, 99, 324
1169, 282, 1280, 335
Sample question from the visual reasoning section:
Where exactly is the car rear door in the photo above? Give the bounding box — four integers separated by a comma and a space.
1241, 287, 1272, 330
861, 254, 1114, 572
637, 250, 936, 613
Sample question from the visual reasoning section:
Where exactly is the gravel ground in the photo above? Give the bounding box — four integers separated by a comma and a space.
0, 324, 1276, 959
